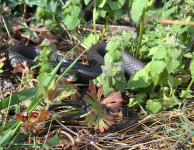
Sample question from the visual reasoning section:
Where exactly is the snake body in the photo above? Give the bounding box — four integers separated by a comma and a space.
5, 42, 145, 131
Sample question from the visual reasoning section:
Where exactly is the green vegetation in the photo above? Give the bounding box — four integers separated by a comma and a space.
0, 0, 193, 149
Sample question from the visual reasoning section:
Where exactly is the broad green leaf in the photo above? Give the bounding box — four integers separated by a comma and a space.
146, 99, 161, 114
163, 6, 177, 19
48, 0, 57, 13
68, 5, 81, 17
131, 0, 149, 22
153, 46, 167, 60
165, 57, 179, 74
134, 92, 147, 103
83, 32, 99, 48
128, 69, 151, 90
108, 0, 123, 10
167, 48, 181, 60
63, 14, 80, 30
97, 8, 107, 18
149, 60, 166, 76
114, 8, 123, 20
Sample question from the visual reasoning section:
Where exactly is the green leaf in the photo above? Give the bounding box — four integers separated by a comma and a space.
97, 0, 106, 8
63, 14, 80, 30
6, 133, 61, 148
83, 32, 100, 48
190, 59, 194, 79
108, 0, 123, 10
114, 8, 123, 20
146, 99, 161, 114
48, 0, 57, 13
0, 130, 13, 145
163, 6, 177, 19
97, 9, 107, 18
167, 48, 181, 60
71, 0, 80, 5
134, 92, 147, 103
149, 60, 166, 76
84, 0, 92, 5
0, 87, 38, 111
152, 46, 167, 60
165, 57, 179, 74
127, 69, 151, 90
68, 5, 81, 17
131, 0, 149, 22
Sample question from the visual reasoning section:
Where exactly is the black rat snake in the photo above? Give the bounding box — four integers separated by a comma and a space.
5, 42, 145, 131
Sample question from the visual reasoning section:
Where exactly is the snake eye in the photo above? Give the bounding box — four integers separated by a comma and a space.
64, 74, 69, 78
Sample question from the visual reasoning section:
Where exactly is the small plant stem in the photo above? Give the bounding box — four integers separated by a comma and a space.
6, 122, 22, 149
151, 74, 161, 94
106, 14, 112, 37
181, 79, 194, 101
101, 24, 106, 42
144, 15, 148, 31
101, 14, 110, 42
136, 12, 145, 58
93, 0, 97, 43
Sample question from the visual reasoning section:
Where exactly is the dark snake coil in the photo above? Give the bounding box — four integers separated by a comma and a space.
5, 42, 145, 131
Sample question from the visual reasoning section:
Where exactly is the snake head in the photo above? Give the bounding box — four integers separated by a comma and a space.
59, 67, 78, 82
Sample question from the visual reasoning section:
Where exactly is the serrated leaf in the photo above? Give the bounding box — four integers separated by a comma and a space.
131, 0, 149, 22
127, 69, 151, 90
190, 58, 194, 79
68, 5, 81, 17
153, 46, 167, 60
83, 32, 99, 48
63, 14, 80, 30
146, 99, 161, 114
165, 57, 179, 73
48, 0, 57, 13
167, 48, 181, 60
149, 61, 166, 76
148, 47, 158, 56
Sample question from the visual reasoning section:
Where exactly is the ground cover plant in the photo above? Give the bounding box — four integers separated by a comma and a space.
0, 0, 194, 149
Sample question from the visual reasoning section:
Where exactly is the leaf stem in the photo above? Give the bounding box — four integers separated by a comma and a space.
136, 12, 145, 58
181, 79, 194, 101
151, 74, 161, 94
93, 0, 97, 43
144, 14, 148, 31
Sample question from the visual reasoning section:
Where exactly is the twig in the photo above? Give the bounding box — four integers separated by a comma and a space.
182, 99, 194, 128
176, 131, 194, 150
159, 19, 194, 25
171, 126, 194, 150
1, 16, 14, 45
115, 126, 161, 150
